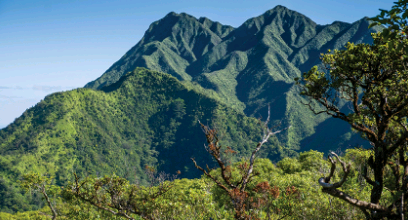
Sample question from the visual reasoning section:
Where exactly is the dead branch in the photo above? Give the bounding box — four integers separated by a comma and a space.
191, 158, 230, 193
241, 107, 291, 191
192, 105, 291, 219
318, 152, 351, 189
318, 152, 388, 213
321, 188, 388, 212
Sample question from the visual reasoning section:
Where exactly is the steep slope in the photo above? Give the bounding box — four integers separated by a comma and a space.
85, 6, 382, 152
85, 12, 234, 89
0, 68, 281, 212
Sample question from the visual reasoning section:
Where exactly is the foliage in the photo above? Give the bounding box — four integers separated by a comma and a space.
3, 149, 392, 219
61, 169, 176, 220
0, 67, 279, 213
276, 157, 301, 174
0, 5, 398, 218
85, 7, 383, 152
20, 173, 59, 220
191, 116, 291, 219
295, 0, 408, 218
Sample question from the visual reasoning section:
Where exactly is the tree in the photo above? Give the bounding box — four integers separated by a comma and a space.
191, 106, 291, 219
295, 1, 408, 218
21, 173, 59, 220
62, 167, 177, 220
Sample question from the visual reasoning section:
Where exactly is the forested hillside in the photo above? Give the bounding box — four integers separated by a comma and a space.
0, 68, 283, 212
0, 4, 398, 218
85, 5, 383, 152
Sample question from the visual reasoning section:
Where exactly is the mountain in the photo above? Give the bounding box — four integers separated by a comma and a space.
0, 68, 281, 212
0, 6, 384, 212
85, 5, 383, 151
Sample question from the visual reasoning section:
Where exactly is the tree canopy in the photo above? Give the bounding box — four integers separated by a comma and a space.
295, 0, 408, 218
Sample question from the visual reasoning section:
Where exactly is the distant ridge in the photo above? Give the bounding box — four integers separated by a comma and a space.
85, 5, 382, 151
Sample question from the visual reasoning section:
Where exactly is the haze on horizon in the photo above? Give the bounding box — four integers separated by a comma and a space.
0, 0, 394, 128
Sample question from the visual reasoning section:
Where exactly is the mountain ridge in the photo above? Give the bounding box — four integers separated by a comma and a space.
0, 67, 283, 211
0, 6, 384, 211
84, 6, 382, 151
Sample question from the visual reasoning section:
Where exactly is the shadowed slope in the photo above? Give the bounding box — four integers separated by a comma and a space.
85, 6, 382, 154
0, 68, 283, 211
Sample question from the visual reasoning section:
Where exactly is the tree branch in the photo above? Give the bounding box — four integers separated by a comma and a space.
322, 187, 388, 212
240, 124, 291, 191
318, 152, 351, 189
198, 121, 237, 189
190, 158, 230, 193
39, 185, 57, 220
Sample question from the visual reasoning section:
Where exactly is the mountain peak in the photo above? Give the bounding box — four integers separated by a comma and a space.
265, 5, 300, 16
271, 5, 289, 11
239, 4, 316, 29
165, 11, 178, 17
87, 6, 382, 94
161, 11, 197, 22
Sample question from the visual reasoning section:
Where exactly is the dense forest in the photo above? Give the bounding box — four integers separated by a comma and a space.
85, 5, 384, 153
0, 149, 378, 220
1, 0, 408, 219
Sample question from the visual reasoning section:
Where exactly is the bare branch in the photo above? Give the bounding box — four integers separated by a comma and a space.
40, 185, 58, 220
190, 158, 230, 193
193, 107, 292, 219
322, 187, 388, 212
319, 152, 351, 189
318, 152, 389, 213
240, 124, 291, 191
324, 155, 337, 183
197, 121, 237, 188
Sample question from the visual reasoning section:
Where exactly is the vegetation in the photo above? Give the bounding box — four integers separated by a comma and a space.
86, 6, 381, 92
191, 108, 291, 219
0, 67, 280, 212
21, 173, 59, 220
2, 2, 408, 219
61, 168, 177, 220
85, 6, 384, 152
0, 148, 386, 220
295, 0, 408, 218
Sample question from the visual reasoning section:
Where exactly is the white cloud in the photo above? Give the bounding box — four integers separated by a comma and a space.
0, 94, 22, 100
32, 85, 62, 92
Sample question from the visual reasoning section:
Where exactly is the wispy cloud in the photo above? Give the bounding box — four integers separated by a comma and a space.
0, 94, 23, 99
0, 95, 34, 104
0, 86, 28, 90
32, 85, 62, 92
0, 85, 76, 92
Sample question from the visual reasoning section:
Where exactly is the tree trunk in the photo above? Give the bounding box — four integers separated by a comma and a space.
371, 147, 385, 218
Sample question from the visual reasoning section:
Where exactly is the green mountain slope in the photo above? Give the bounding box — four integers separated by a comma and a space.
0, 68, 281, 212
85, 6, 382, 152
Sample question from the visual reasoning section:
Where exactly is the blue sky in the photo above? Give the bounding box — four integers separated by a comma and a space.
0, 0, 395, 128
